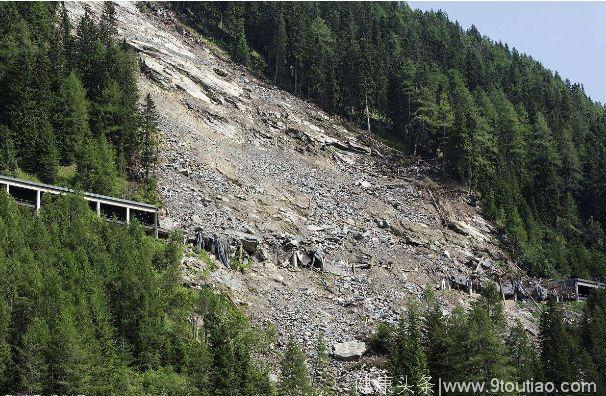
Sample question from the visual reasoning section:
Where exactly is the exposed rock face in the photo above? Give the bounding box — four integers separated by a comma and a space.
332, 340, 367, 361
226, 230, 260, 254
65, 2, 538, 392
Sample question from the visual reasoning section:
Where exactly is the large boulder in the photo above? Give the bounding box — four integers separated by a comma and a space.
332, 340, 367, 361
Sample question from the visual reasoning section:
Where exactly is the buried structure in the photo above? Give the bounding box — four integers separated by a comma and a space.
442, 273, 605, 302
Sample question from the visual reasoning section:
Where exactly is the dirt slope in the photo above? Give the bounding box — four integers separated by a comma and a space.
66, 2, 537, 391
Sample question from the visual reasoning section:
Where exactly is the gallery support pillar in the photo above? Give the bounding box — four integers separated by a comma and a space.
153, 211, 158, 238
35, 190, 41, 214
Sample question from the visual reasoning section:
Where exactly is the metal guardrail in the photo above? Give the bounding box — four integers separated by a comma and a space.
0, 174, 160, 237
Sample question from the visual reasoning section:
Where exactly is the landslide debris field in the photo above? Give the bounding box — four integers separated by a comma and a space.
67, 2, 538, 389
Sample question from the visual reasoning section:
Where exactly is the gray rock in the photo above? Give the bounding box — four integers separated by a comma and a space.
332, 340, 367, 360
227, 230, 260, 253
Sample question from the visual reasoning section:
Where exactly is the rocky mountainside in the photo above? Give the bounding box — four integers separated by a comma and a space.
66, 2, 538, 390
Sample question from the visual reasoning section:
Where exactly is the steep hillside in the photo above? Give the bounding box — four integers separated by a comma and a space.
174, 2, 606, 280
65, 1, 538, 388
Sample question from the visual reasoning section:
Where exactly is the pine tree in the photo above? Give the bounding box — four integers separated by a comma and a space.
271, 9, 288, 83
0, 125, 17, 175
224, 5, 250, 67
59, 3, 73, 68
55, 71, 92, 165
75, 134, 118, 195
313, 334, 335, 396
34, 120, 59, 183
422, 291, 452, 385
580, 289, 606, 389
140, 93, 159, 181
305, 17, 335, 108
92, 80, 124, 146
464, 305, 513, 384
476, 282, 506, 329
489, 90, 527, 182
507, 320, 539, 383
75, 5, 106, 99
539, 299, 580, 383
411, 86, 440, 156
99, 1, 118, 44
279, 338, 314, 396
0, 298, 12, 390
527, 112, 562, 220
19, 317, 50, 394
390, 304, 429, 391
435, 91, 454, 177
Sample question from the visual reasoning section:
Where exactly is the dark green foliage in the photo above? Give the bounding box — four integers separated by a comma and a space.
539, 299, 588, 384
0, 191, 273, 394
140, 93, 159, 181
368, 322, 392, 355
0, 3, 154, 198
54, 71, 91, 164
389, 304, 429, 389
580, 289, 606, 390
199, 286, 274, 396
32, 121, 59, 183
414, 288, 606, 390
387, 290, 520, 391
279, 338, 314, 396
422, 291, 452, 383
463, 304, 514, 383
508, 320, 540, 383
172, 1, 606, 279
75, 134, 118, 195
0, 125, 17, 175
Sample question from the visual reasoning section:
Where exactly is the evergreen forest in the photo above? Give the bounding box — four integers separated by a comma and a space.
0, 2, 159, 203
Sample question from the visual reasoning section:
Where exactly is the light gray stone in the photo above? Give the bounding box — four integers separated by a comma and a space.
332, 340, 367, 360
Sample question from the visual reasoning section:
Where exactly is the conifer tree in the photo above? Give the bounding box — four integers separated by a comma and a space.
76, 6, 105, 99
0, 298, 11, 390
580, 289, 606, 389
59, 3, 73, 67
507, 320, 539, 383
313, 334, 335, 396
140, 93, 159, 181
55, 71, 92, 165
476, 282, 506, 329
75, 134, 118, 195
19, 317, 50, 394
390, 304, 429, 391
422, 291, 452, 385
527, 112, 562, 220
271, 10, 288, 83
539, 299, 579, 384
33, 120, 60, 183
279, 338, 314, 396
464, 305, 513, 383
99, 1, 118, 44
224, 4, 250, 67
0, 125, 17, 175
411, 86, 439, 156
